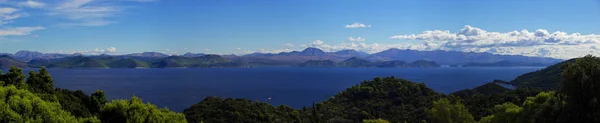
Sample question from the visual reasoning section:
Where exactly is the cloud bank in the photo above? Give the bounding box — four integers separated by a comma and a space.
50, 47, 118, 55
389, 25, 600, 59
348, 37, 365, 42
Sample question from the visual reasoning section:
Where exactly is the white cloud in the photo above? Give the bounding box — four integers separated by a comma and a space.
0, 7, 22, 25
311, 40, 324, 45
348, 37, 365, 42
345, 22, 371, 28
390, 25, 600, 59
61, 47, 118, 55
57, 0, 93, 9
52, 0, 117, 27
391, 25, 599, 47
57, 20, 115, 27
0, 26, 46, 36
106, 47, 117, 52
0, 7, 17, 14
300, 40, 390, 53
18, 1, 46, 8
283, 43, 294, 47
52, 0, 152, 27
0, 4, 44, 40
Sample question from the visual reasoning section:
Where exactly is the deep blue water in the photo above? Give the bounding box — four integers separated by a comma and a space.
15, 67, 542, 112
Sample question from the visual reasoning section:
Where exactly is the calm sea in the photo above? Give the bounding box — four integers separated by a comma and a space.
14, 67, 542, 111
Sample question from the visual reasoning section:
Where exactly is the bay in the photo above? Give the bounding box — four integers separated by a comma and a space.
17, 67, 541, 111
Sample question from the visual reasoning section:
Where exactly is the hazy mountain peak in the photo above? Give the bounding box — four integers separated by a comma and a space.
183, 52, 206, 57
334, 49, 369, 57
14, 50, 44, 56
127, 52, 169, 58
300, 47, 326, 56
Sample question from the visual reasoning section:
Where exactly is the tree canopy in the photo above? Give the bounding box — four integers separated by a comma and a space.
425, 98, 475, 123
0, 85, 99, 123
26, 67, 54, 93
560, 55, 600, 122
99, 96, 186, 123
184, 96, 303, 123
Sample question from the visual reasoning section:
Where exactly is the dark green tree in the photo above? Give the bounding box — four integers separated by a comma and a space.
560, 55, 600, 122
0, 85, 100, 123
480, 91, 565, 123
363, 119, 391, 123
426, 98, 475, 123
54, 88, 94, 118
90, 90, 108, 114
184, 96, 302, 123
26, 67, 55, 93
99, 96, 186, 123
2, 66, 27, 89
315, 77, 441, 122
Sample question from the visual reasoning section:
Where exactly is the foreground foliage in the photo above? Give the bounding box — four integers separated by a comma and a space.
363, 119, 391, 123
475, 55, 600, 123
0, 85, 99, 123
0, 67, 184, 123
425, 98, 475, 123
560, 55, 600, 122
99, 96, 187, 123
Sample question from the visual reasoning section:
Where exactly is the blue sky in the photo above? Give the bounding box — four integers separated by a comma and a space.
1, 0, 600, 59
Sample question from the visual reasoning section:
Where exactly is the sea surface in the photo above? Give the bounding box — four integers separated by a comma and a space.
16, 67, 542, 111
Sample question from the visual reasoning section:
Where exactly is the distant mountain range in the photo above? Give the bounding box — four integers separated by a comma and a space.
0, 48, 563, 68
366, 48, 560, 65
462, 60, 550, 67
300, 57, 440, 68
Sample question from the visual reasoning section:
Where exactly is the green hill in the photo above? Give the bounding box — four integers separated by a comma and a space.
33, 55, 234, 68
0, 55, 29, 68
230, 57, 291, 67
409, 60, 441, 68
184, 76, 443, 123
509, 59, 575, 90
47, 56, 107, 68
299, 60, 335, 67
150, 58, 185, 68
28, 58, 56, 67
317, 77, 441, 122
184, 96, 301, 123
372, 60, 408, 68
452, 80, 511, 97
337, 57, 372, 67
107, 58, 149, 68
150, 55, 235, 68
451, 80, 541, 119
